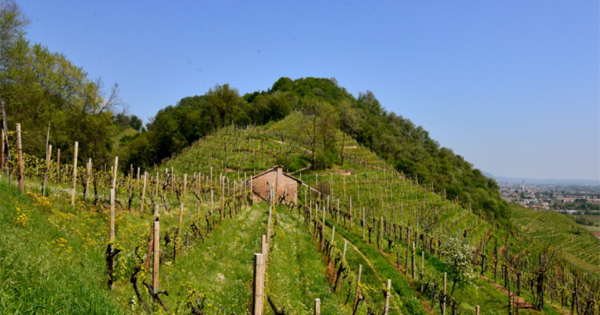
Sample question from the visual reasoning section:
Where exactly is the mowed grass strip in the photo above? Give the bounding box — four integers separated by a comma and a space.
264, 206, 350, 314
324, 223, 403, 315
156, 202, 269, 314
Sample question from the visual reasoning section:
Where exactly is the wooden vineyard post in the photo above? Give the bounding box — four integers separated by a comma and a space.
112, 156, 118, 191
412, 242, 416, 279
384, 279, 391, 315
141, 172, 147, 212
85, 158, 91, 202
183, 173, 187, 204
380, 216, 384, 249
262, 235, 268, 266
314, 298, 320, 315
321, 205, 325, 249
267, 205, 273, 244
362, 207, 366, 240
210, 189, 214, 227
443, 272, 447, 315
0, 129, 4, 173
155, 171, 159, 197
349, 196, 353, 229
16, 123, 24, 193
110, 189, 116, 244
405, 227, 411, 275
153, 217, 160, 293
421, 250, 425, 292
343, 240, 348, 262
56, 148, 60, 183
253, 253, 264, 315
476, 305, 480, 315
353, 264, 363, 312
42, 144, 52, 196
337, 198, 340, 223
1, 101, 10, 180
174, 202, 184, 262
170, 166, 174, 194
106, 188, 119, 290
221, 175, 225, 221
71, 141, 78, 205
331, 226, 335, 244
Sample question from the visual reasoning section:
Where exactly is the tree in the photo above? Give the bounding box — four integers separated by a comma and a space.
0, 2, 122, 166
440, 235, 476, 295
300, 99, 320, 168
338, 100, 361, 165
0, 0, 28, 76
357, 90, 382, 116
203, 84, 245, 130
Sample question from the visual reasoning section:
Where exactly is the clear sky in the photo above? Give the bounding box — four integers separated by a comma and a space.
18, 1, 600, 181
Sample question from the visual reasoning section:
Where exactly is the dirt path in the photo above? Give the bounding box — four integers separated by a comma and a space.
271, 139, 313, 154
338, 233, 381, 280
481, 276, 535, 309
481, 276, 572, 314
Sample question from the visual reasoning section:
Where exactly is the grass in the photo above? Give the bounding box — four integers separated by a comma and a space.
511, 205, 600, 273
138, 203, 269, 314
0, 179, 123, 314
3, 112, 598, 314
265, 206, 351, 314
328, 221, 427, 315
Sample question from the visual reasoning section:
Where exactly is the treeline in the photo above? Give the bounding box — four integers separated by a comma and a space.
120, 77, 508, 223
554, 201, 600, 211
1, 2, 506, 223
0, 1, 126, 167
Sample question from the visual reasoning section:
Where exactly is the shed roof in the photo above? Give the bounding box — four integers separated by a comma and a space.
251, 165, 303, 183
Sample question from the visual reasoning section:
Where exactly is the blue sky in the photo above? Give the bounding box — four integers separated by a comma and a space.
18, 1, 599, 180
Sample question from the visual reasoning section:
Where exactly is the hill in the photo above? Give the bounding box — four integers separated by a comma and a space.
156, 113, 599, 313
121, 77, 507, 224
1, 114, 598, 313
511, 205, 600, 274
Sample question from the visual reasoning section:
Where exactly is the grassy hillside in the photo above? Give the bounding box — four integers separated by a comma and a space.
1, 112, 598, 314
0, 180, 122, 314
511, 205, 600, 274
157, 113, 598, 314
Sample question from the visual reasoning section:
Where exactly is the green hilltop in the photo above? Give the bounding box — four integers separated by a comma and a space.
120, 77, 508, 224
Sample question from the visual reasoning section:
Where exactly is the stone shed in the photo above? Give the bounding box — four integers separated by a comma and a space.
251, 165, 302, 205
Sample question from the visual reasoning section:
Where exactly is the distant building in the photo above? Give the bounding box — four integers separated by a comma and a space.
251, 165, 302, 205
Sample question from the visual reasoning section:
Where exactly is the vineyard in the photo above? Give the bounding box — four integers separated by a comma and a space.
1, 114, 599, 314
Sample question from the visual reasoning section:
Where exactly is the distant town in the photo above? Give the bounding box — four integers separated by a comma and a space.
500, 182, 600, 237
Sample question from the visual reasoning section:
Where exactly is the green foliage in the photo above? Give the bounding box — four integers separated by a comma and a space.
204, 83, 247, 129
440, 236, 476, 294
0, 1, 121, 166
275, 153, 309, 172
114, 113, 142, 131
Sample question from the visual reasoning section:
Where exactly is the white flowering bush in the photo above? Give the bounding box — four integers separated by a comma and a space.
440, 235, 476, 295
